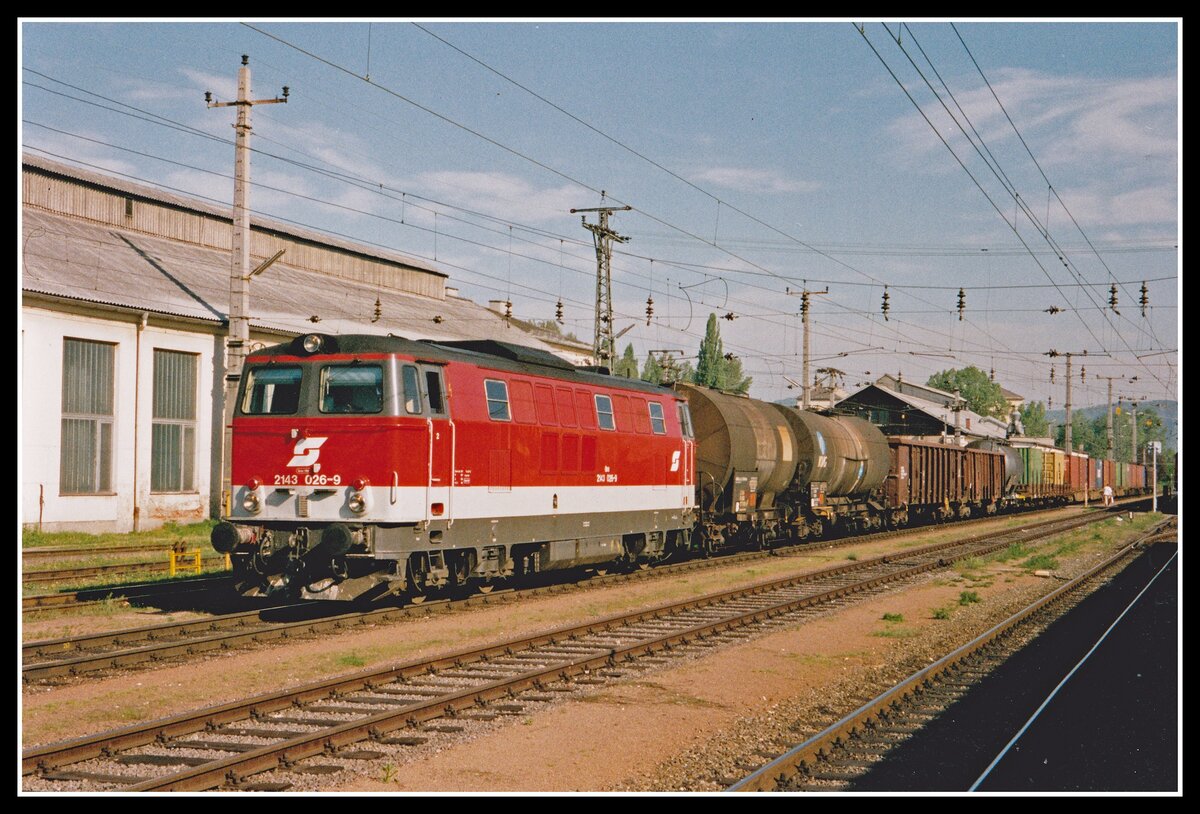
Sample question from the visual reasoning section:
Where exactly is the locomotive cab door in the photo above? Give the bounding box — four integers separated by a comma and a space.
419, 363, 453, 524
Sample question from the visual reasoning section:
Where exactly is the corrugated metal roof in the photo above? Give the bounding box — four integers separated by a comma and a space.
838, 385, 1007, 440
21, 207, 552, 349
23, 153, 446, 279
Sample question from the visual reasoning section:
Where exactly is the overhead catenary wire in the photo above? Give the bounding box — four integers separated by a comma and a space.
857, 22, 1170, 394
22, 29, 1175, 402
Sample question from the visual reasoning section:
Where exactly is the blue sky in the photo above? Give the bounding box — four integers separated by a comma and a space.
19, 19, 1180, 409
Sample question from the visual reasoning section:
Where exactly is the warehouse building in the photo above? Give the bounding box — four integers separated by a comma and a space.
835, 375, 1010, 442
21, 153, 552, 532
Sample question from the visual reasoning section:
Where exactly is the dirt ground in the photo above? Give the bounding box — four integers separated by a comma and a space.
21, 509, 1163, 792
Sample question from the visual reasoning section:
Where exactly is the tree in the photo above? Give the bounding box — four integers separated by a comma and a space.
693, 313, 753, 394
718, 353, 753, 394
695, 314, 724, 388
1054, 410, 1105, 457
613, 343, 639, 378
926, 367, 1008, 418
527, 319, 580, 343
641, 352, 665, 384
1019, 401, 1049, 437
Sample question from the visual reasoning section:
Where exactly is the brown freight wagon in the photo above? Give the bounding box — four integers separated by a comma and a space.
886, 438, 1005, 523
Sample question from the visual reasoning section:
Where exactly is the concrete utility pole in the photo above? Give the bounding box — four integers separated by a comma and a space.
571, 199, 630, 369
1064, 353, 1073, 453
1096, 376, 1120, 461
787, 286, 828, 409
207, 56, 288, 513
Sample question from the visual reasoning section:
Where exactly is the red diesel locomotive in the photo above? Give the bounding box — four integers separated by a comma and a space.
212, 334, 696, 601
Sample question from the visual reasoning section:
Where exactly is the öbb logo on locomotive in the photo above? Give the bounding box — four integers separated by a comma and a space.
211, 332, 1151, 603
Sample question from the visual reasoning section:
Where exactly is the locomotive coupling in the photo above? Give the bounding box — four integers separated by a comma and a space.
211, 521, 257, 554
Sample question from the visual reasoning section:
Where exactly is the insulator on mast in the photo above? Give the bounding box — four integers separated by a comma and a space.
645, 295, 654, 325
1139, 281, 1149, 317
555, 299, 564, 324
881, 287, 890, 321
372, 296, 382, 323
957, 288, 966, 321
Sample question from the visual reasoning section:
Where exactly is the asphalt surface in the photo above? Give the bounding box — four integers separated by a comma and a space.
851, 540, 1179, 793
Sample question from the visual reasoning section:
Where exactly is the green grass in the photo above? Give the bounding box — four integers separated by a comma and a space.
881, 612, 904, 622
993, 543, 1034, 563
337, 653, 367, 668
872, 626, 918, 639
932, 607, 952, 620
959, 591, 982, 606
22, 519, 217, 550
845, 553, 859, 561
1022, 554, 1059, 571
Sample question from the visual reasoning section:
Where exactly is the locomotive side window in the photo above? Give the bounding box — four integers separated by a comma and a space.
242, 366, 302, 415
677, 402, 694, 438
485, 379, 511, 421
401, 365, 423, 414
320, 365, 383, 413
595, 394, 616, 431
648, 401, 667, 434
424, 370, 446, 415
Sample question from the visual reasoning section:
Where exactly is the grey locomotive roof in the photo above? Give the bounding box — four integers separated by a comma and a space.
23, 153, 445, 278
21, 206, 552, 349
252, 334, 678, 397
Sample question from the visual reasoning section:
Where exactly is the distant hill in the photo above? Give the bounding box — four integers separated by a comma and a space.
1046, 400, 1177, 451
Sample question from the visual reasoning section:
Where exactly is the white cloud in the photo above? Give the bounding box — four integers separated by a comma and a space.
887, 68, 1176, 170
180, 68, 237, 103
413, 171, 580, 225
1052, 184, 1178, 228
689, 166, 821, 194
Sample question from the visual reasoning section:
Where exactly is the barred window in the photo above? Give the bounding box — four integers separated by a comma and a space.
60, 338, 115, 494
151, 350, 198, 492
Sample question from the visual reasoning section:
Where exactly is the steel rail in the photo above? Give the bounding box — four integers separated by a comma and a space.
725, 517, 1175, 792
24, 510, 1119, 788
22, 506, 1102, 683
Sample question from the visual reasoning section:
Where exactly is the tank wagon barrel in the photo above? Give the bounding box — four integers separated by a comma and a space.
675, 382, 894, 548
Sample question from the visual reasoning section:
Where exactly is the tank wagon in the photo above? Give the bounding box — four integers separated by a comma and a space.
212, 334, 695, 602
676, 383, 1010, 550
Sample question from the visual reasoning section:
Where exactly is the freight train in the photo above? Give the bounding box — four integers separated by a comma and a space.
211, 333, 1150, 602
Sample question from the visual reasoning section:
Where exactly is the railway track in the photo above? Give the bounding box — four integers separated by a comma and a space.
22, 503, 1130, 684
23, 542, 193, 562
23, 575, 234, 614
22, 509, 1133, 792
22, 556, 229, 587
725, 517, 1175, 793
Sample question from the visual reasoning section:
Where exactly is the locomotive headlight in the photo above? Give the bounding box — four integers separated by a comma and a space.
242, 489, 262, 514
302, 334, 324, 354
347, 490, 368, 514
